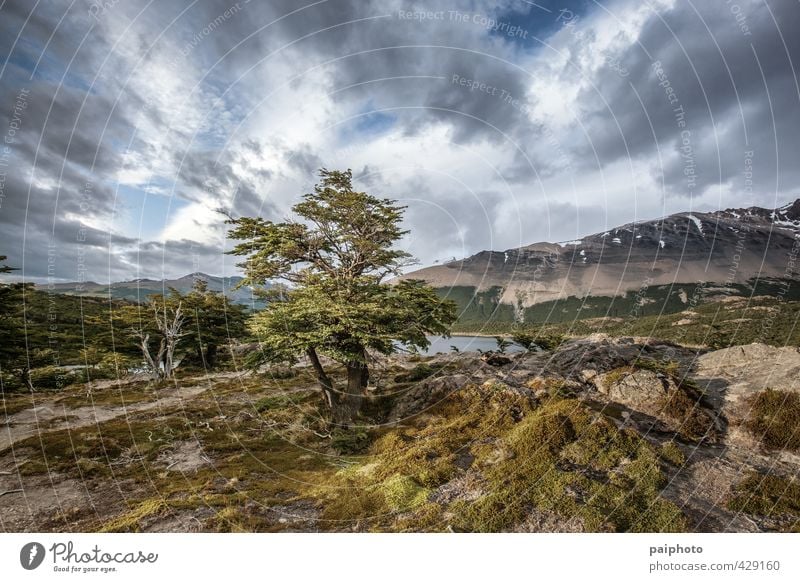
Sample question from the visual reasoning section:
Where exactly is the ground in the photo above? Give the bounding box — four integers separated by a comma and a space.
1, 338, 799, 533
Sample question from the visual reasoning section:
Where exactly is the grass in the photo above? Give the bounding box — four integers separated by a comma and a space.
98, 498, 169, 532
743, 389, 800, 452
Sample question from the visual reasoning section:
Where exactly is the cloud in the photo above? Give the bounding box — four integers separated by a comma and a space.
1, 0, 799, 283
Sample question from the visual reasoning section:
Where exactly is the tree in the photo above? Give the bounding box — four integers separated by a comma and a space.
180, 279, 248, 369
494, 336, 512, 353
0, 255, 14, 274
116, 294, 186, 381
227, 169, 457, 426
0, 283, 33, 391
510, 331, 535, 351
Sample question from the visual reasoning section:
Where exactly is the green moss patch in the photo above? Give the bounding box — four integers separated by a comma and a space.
728, 472, 800, 531
743, 389, 800, 451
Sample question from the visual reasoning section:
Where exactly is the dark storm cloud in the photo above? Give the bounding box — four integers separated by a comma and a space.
576, 0, 800, 201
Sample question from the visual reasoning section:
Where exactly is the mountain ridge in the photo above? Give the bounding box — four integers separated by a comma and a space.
37, 272, 258, 305
400, 198, 800, 312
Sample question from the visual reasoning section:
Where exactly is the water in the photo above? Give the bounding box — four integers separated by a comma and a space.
417, 335, 525, 355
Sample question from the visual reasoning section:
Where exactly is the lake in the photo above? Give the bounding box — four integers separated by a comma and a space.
418, 335, 525, 355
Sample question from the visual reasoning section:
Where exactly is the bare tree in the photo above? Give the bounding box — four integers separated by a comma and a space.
123, 297, 186, 381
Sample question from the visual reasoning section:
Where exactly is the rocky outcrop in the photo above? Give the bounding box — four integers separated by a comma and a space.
593, 367, 719, 442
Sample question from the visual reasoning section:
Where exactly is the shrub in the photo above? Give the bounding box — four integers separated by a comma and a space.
511, 332, 535, 350
29, 366, 80, 390
660, 387, 715, 442
535, 332, 566, 351
494, 336, 512, 353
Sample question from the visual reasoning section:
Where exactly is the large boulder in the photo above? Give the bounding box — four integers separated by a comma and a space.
593, 367, 719, 442
693, 343, 800, 451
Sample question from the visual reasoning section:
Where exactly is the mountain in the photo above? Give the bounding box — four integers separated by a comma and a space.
40, 272, 260, 305
399, 199, 800, 326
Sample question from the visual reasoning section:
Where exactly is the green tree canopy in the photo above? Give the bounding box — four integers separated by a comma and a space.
227, 169, 457, 426
180, 279, 248, 368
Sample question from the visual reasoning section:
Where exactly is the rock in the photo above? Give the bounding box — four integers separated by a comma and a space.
388, 374, 470, 421
596, 368, 671, 406
512, 508, 587, 533
693, 343, 800, 450
694, 344, 800, 407
594, 368, 719, 442
481, 352, 512, 367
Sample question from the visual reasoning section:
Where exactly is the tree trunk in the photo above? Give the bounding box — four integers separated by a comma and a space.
139, 333, 164, 381
206, 344, 217, 368
306, 347, 368, 428
306, 347, 335, 411
335, 362, 365, 427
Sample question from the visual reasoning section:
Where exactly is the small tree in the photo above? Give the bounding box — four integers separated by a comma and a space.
494, 336, 512, 353
227, 169, 457, 426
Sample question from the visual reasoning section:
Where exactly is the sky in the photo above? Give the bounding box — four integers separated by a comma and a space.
0, 0, 798, 283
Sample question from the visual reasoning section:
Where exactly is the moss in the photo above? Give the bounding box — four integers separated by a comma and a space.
561, 417, 641, 471
728, 472, 800, 531
633, 357, 681, 377
56, 380, 156, 409
660, 387, 715, 442
450, 399, 687, 532
382, 475, 429, 511
75, 457, 108, 477
318, 479, 388, 523
314, 383, 537, 526
330, 427, 372, 455
205, 504, 278, 533
98, 498, 168, 532
1, 393, 36, 416
743, 389, 800, 452
659, 441, 686, 466
602, 366, 634, 389
255, 394, 298, 412
395, 502, 447, 532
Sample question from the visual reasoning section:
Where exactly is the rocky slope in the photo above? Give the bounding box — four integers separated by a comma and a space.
400, 199, 800, 309
379, 338, 800, 532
